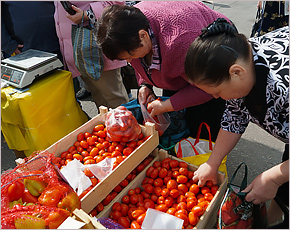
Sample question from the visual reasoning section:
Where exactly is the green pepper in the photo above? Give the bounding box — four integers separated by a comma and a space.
24, 179, 47, 197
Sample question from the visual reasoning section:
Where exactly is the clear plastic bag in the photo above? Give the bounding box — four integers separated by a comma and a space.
140, 95, 170, 136
105, 106, 141, 143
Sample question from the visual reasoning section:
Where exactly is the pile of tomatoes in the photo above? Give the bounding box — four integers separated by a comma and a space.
89, 155, 155, 217
53, 123, 148, 169
106, 158, 219, 229
51, 123, 149, 199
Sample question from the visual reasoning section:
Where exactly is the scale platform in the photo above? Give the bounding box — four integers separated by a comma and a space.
1, 49, 63, 88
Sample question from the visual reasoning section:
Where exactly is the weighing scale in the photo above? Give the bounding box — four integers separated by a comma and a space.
1, 49, 63, 88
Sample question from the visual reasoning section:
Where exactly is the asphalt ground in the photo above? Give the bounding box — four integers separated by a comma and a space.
1, 1, 286, 189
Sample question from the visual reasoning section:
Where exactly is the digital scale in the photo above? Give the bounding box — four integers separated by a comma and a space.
1, 49, 63, 88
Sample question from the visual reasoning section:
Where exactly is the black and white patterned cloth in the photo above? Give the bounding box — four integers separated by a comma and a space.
221, 26, 289, 143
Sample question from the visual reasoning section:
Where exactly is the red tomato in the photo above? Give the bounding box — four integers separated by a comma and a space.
128, 207, 138, 220
153, 178, 163, 187
161, 161, 170, 170
175, 212, 189, 227
119, 179, 129, 188
144, 199, 155, 210
167, 179, 178, 190
149, 168, 159, 179
123, 147, 134, 156
201, 186, 211, 195
156, 204, 168, 212
22, 190, 38, 203
80, 140, 89, 149
122, 195, 130, 204
187, 171, 194, 179
169, 159, 179, 168
178, 184, 188, 195
204, 192, 214, 201
179, 161, 188, 168
164, 196, 174, 207
111, 211, 123, 221
77, 133, 85, 142
130, 194, 139, 205
132, 209, 145, 219
136, 213, 146, 225
68, 146, 76, 153
96, 203, 104, 212
118, 216, 130, 228
94, 124, 105, 132
189, 184, 200, 195
136, 163, 145, 173
86, 137, 95, 146
188, 211, 199, 226
176, 175, 188, 184
7, 180, 25, 201
167, 207, 177, 215
102, 194, 112, 206
120, 203, 129, 216
143, 184, 154, 194
192, 205, 204, 217
187, 199, 198, 210
211, 185, 219, 195
179, 167, 189, 176
169, 189, 179, 198
131, 220, 141, 229
83, 168, 94, 178
158, 168, 168, 178
161, 188, 170, 198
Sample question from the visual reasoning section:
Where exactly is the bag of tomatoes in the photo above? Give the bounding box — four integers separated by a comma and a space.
105, 106, 141, 143
218, 163, 267, 229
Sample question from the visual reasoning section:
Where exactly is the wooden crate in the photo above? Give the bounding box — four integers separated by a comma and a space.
45, 106, 159, 213
97, 149, 228, 229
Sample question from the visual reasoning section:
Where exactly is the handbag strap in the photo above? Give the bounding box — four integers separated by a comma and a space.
176, 138, 199, 158
194, 122, 213, 151
229, 162, 248, 197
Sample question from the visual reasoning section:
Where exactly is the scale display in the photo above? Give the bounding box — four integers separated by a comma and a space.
1, 49, 63, 88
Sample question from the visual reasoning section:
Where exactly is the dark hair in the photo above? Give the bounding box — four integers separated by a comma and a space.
185, 19, 250, 86
97, 4, 149, 60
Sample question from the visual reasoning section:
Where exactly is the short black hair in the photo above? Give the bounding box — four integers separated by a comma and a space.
97, 4, 149, 60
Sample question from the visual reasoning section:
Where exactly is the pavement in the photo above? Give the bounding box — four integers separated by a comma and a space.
1, 1, 285, 188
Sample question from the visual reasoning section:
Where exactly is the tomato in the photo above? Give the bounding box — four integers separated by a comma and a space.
7, 180, 25, 201
118, 216, 130, 228
111, 210, 123, 221
192, 205, 204, 217
197, 194, 204, 200
119, 179, 129, 188
143, 184, 154, 194
178, 184, 188, 195
131, 220, 141, 229
179, 161, 188, 168
164, 196, 174, 207
161, 188, 170, 198
83, 168, 94, 178
189, 184, 200, 195
132, 209, 145, 219
122, 195, 130, 204
80, 140, 89, 149
157, 168, 167, 178
84, 159, 95, 165
144, 199, 154, 210
134, 164, 143, 174
177, 195, 187, 203
201, 186, 211, 195
176, 175, 188, 184
179, 167, 189, 176
77, 133, 85, 142
169, 189, 179, 198
89, 209, 98, 217
211, 185, 219, 195
187, 199, 198, 210
122, 147, 133, 156
60, 151, 69, 159
73, 153, 83, 162
175, 212, 189, 227
163, 176, 171, 185
136, 213, 146, 225
188, 211, 199, 226
204, 192, 214, 201
156, 204, 168, 212
86, 137, 94, 146
187, 171, 194, 179
120, 203, 129, 216
102, 194, 112, 206
141, 191, 150, 199
153, 178, 163, 187
96, 202, 104, 212
68, 146, 76, 153
161, 161, 170, 170
167, 179, 178, 190
149, 168, 159, 179
172, 171, 180, 178
130, 194, 139, 205
169, 159, 179, 168
167, 207, 177, 215
94, 124, 105, 132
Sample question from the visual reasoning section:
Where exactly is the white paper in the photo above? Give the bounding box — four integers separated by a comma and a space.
85, 157, 116, 180
57, 216, 86, 229
141, 208, 184, 229
60, 159, 92, 195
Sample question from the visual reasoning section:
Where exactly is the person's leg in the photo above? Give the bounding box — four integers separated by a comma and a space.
81, 68, 129, 110
185, 98, 226, 141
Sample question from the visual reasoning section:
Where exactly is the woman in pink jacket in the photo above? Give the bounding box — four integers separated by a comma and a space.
54, 1, 129, 110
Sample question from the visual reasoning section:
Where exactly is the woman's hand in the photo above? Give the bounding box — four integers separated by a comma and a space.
192, 162, 219, 187
67, 5, 89, 24
242, 171, 279, 204
147, 98, 173, 117
138, 85, 154, 104
242, 161, 289, 204
14, 44, 24, 55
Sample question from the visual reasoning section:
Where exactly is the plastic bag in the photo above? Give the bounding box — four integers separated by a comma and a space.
140, 95, 170, 136
218, 163, 268, 229
175, 122, 227, 177
105, 106, 141, 142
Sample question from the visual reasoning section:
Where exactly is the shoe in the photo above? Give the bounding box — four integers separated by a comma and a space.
76, 88, 91, 100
